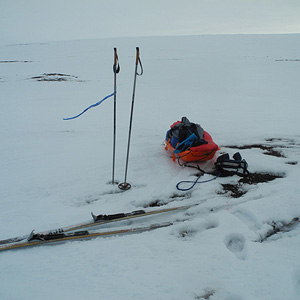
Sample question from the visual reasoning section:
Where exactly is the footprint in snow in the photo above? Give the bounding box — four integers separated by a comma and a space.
293, 270, 300, 298
224, 233, 247, 260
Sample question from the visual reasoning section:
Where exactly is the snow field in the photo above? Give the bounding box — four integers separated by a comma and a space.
1, 34, 300, 300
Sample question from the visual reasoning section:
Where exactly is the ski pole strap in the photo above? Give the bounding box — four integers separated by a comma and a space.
135, 47, 143, 76
63, 92, 115, 120
113, 48, 120, 74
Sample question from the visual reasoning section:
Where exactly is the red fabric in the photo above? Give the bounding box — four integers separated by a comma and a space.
190, 131, 219, 152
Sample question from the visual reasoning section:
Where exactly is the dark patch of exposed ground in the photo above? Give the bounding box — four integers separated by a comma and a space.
195, 290, 215, 300
30, 73, 83, 82
147, 193, 191, 207
258, 217, 300, 242
0, 60, 33, 63
218, 172, 284, 198
225, 144, 286, 158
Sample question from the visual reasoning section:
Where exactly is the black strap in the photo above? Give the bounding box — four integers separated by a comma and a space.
137, 57, 143, 76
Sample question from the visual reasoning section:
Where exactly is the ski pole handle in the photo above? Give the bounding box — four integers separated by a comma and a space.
113, 48, 120, 74
135, 47, 140, 65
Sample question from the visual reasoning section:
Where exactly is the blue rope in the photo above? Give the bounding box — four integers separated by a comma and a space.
176, 172, 220, 191
63, 92, 115, 120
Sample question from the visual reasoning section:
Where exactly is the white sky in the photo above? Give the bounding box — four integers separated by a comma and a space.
1, 0, 300, 45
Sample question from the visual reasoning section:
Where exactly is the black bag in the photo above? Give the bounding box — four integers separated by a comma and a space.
215, 152, 249, 177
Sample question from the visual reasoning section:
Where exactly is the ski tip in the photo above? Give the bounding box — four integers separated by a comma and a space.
27, 230, 35, 241
91, 212, 97, 222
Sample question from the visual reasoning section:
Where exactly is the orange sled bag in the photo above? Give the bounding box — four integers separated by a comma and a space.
165, 117, 219, 162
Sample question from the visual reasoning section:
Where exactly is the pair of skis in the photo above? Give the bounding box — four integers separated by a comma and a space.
112, 47, 143, 191
0, 205, 187, 252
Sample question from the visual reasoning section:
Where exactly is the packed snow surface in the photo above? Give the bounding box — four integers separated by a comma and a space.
1, 34, 300, 300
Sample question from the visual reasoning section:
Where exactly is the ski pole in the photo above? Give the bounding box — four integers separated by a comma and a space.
118, 47, 143, 190
111, 48, 120, 185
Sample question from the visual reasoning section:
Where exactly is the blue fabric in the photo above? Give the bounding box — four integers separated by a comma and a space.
171, 137, 179, 148
166, 130, 179, 148
166, 130, 170, 141
173, 133, 198, 153
63, 92, 115, 120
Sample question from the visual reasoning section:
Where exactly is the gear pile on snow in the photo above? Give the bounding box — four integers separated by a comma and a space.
165, 117, 219, 162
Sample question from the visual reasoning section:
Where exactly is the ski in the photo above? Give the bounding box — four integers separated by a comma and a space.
0, 206, 187, 246
0, 235, 28, 246
0, 222, 172, 252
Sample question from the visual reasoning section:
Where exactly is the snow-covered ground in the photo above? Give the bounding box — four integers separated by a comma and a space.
1, 34, 300, 300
